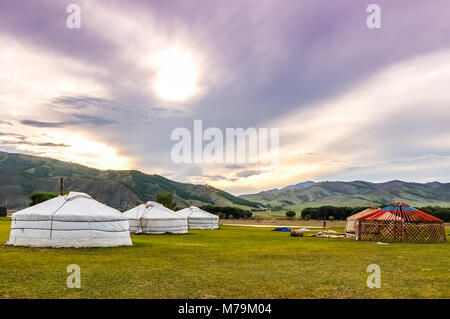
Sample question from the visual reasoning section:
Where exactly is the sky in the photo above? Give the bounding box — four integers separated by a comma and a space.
0, 0, 449, 195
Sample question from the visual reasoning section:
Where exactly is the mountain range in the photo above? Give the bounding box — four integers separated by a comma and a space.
0, 151, 259, 210
240, 180, 450, 208
1, 151, 449, 211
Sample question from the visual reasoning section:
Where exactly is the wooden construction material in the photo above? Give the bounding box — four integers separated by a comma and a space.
290, 229, 304, 237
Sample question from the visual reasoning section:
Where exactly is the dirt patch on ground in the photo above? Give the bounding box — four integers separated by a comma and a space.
220, 219, 346, 227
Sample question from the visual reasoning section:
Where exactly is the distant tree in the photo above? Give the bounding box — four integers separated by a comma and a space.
270, 205, 284, 211
280, 200, 295, 205
29, 192, 60, 207
419, 206, 450, 222
200, 205, 252, 219
300, 206, 370, 220
0, 207, 7, 217
155, 193, 177, 210
285, 210, 296, 218
298, 205, 450, 222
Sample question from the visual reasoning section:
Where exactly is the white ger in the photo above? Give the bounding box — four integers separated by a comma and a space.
7, 192, 132, 248
177, 206, 219, 230
123, 201, 188, 234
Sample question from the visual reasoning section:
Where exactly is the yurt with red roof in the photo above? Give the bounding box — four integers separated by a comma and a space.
355, 202, 446, 243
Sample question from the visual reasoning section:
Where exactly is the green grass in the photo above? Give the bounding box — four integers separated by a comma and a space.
0, 217, 448, 299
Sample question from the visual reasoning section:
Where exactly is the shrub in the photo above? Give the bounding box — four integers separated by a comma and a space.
419, 206, 450, 222
200, 205, 252, 219
29, 192, 60, 207
155, 193, 177, 210
285, 210, 296, 218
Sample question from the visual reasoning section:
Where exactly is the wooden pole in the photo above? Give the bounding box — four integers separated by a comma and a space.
60, 177, 64, 195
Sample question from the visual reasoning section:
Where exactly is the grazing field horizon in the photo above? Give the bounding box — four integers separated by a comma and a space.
0, 218, 448, 299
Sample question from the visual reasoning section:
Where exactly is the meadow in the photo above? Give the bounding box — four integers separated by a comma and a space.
0, 217, 448, 299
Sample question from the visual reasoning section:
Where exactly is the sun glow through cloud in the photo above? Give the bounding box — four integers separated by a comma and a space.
152, 46, 199, 101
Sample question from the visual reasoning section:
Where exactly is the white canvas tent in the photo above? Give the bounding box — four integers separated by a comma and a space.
7, 192, 132, 248
123, 201, 188, 234
345, 207, 380, 233
177, 206, 219, 229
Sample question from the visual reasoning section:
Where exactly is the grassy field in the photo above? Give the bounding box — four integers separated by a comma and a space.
0, 217, 448, 299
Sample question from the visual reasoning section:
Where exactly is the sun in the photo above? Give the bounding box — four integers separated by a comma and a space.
153, 46, 199, 101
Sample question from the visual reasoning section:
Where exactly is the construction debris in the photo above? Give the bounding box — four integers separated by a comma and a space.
313, 230, 347, 238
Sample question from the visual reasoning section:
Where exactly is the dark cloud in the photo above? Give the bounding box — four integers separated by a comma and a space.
0, 139, 68, 148
0, 131, 25, 138
20, 120, 66, 128
49, 96, 123, 112
0, 131, 68, 148
45, 95, 177, 124
225, 164, 246, 169
20, 114, 115, 128
0, 120, 13, 126
35, 142, 69, 147
235, 170, 262, 178
203, 174, 227, 181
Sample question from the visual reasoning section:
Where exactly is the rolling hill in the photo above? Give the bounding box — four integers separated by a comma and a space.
0, 151, 259, 210
282, 181, 316, 190
240, 180, 450, 208
2, 151, 449, 212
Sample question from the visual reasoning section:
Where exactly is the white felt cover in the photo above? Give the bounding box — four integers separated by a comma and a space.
177, 206, 219, 230
7, 192, 132, 248
123, 201, 188, 234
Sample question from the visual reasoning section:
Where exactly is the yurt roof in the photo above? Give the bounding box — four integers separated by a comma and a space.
124, 201, 185, 220
177, 206, 219, 219
356, 202, 442, 222
347, 207, 379, 221
12, 191, 126, 221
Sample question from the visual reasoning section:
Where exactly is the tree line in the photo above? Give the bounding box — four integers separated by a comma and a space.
199, 205, 252, 219
301, 205, 450, 222
418, 206, 450, 222
301, 206, 368, 220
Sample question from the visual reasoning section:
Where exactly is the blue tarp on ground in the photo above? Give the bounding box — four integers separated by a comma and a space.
272, 227, 291, 232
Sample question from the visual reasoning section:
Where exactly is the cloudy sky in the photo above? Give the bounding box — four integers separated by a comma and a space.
0, 0, 449, 194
